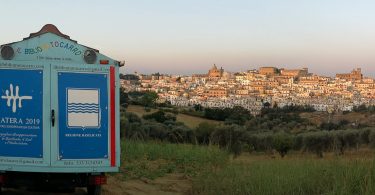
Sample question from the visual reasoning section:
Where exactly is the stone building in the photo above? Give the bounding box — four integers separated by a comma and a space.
204, 88, 228, 97
336, 68, 363, 80
280, 68, 309, 78
259, 67, 278, 76
208, 64, 224, 78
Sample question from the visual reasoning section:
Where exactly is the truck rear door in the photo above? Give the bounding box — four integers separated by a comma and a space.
50, 64, 114, 168
0, 63, 51, 168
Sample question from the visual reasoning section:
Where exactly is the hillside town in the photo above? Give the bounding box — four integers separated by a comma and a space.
121, 65, 375, 115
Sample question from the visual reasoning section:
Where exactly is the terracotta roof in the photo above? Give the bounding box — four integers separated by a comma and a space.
23, 24, 77, 43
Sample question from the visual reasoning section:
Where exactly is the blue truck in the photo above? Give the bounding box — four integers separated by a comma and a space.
0, 24, 121, 194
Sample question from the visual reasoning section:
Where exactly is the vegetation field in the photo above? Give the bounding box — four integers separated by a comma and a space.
175, 114, 221, 129
120, 140, 228, 180
300, 112, 375, 126
121, 94, 375, 194
117, 140, 375, 195
126, 105, 221, 128
194, 153, 375, 195
125, 105, 158, 117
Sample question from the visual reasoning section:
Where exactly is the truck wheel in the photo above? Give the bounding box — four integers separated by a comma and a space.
87, 185, 101, 195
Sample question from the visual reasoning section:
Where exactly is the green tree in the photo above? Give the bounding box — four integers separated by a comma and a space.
167, 126, 194, 144
225, 106, 252, 125
369, 130, 375, 148
272, 133, 293, 158
303, 132, 333, 158
120, 87, 129, 108
140, 91, 158, 107
194, 104, 203, 111
143, 122, 168, 141
195, 122, 217, 145
126, 112, 142, 123
143, 110, 176, 123
211, 125, 246, 157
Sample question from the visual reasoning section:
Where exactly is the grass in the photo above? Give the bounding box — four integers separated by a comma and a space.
193, 154, 375, 195
120, 140, 375, 194
126, 105, 221, 128
125, 105, 158, 117
121, 140, 229, 180
176, 114, 221, 129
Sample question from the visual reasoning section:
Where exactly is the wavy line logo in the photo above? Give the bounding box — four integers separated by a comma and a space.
67, 89, 100, 128
68, 103, 99, 113
1, 84, 33, 113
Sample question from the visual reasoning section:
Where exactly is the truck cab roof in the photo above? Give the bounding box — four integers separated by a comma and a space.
0, 24, 120, 66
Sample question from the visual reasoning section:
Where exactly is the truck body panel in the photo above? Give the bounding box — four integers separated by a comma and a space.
0, 25, 121, 176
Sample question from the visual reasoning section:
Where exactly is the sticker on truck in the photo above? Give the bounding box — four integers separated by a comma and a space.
58, 72, 108, 160
0, 69, 43, 158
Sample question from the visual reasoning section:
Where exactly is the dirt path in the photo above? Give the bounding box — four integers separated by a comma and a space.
1, 188, 86, 195
1, 174, 192, 195
103, 174, 192, 195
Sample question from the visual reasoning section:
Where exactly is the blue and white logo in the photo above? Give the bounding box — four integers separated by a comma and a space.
68, 103, 99, 114
0, 69, 43, 158
1, 84, 33, 113
67, 88, 100, 128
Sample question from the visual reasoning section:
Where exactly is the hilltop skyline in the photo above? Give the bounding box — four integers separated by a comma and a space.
129, 65, 374, 78
1, 1, 375, 76
128, 65, 374, 79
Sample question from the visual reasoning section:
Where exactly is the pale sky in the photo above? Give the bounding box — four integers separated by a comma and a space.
1, 0, 375, 77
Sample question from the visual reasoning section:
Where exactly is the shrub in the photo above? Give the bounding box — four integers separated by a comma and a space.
332, 130, 345, 155
120, 116, 128, 138
342, 130, 360, 149
143, 122, 169, 141
369, 130, 375, 148
168, 126, 195, 144
272, 133, 293, 158
140, 91, 158, 107
195, 122, 217, 145
359, 128, 372, 144
143, 110, 176, 123
211, 125, 246, 157
247, 133, 273, 152
320, 122, 339, 131
293, 134, 304, 151
126, 112, 142, 123
303, 131, 333, 158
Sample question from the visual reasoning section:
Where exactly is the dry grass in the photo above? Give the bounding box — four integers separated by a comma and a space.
126, 105, 158, 117
176, 114, 221, 129
119, 140, 375, 194
193, 148, 375, 195
234, 147, 375, 164
126, 105, 221, 128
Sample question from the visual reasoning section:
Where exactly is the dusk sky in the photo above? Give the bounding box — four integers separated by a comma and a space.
1, 0, 375, 77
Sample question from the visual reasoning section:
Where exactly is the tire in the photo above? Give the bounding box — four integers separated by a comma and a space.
87, 185, 101, 195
